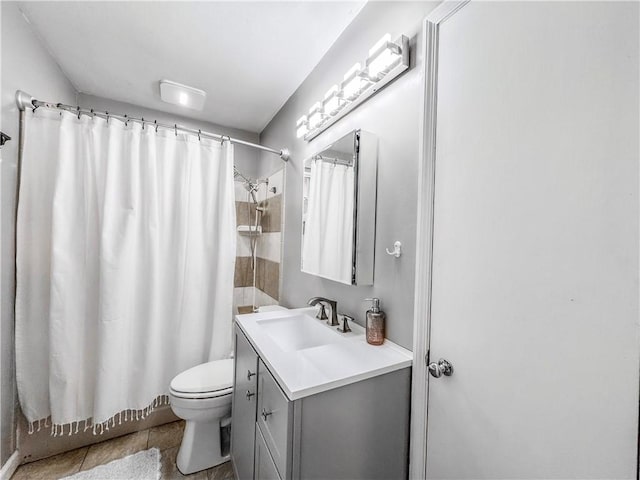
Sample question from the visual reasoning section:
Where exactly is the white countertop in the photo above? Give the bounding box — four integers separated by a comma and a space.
235, 307, 413, 401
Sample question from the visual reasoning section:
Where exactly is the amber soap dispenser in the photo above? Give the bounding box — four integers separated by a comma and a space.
365, 298, 385, 345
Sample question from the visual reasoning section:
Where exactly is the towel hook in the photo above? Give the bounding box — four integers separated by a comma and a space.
385, 241, 402, 258
0, 131, 11, 147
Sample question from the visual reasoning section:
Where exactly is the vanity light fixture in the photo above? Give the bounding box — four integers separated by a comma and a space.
299, 33, 409, 142
296, 115, 309, 139
159, 80, 206, 111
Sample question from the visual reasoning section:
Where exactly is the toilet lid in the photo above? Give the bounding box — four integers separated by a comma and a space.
170, 359, 234, 394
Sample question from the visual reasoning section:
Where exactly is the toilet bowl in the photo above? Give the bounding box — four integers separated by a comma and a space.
169, 358, 234, 474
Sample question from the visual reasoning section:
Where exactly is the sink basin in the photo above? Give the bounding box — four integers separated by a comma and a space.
257, 314, 338, 352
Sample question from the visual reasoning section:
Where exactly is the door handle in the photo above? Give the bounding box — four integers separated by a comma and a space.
428, 358, 453, 378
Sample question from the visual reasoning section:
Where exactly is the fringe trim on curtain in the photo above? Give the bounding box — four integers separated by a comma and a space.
26, 395, 172, 437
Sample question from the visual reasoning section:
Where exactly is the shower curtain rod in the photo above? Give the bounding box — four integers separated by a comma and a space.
15, 90, 289, 161
313, 153, 353, 166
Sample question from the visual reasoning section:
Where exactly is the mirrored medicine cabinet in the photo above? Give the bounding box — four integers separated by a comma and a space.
301, 129, 377, 285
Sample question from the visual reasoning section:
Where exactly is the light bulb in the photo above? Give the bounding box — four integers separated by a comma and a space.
366, 33, 402, 79
296, 115, 309, 139
323, 85, 343, 115
341, 63, 369, 101
308, 102, 325, 129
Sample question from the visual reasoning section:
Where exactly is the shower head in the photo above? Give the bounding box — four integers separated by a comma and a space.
234, 166, 259, 204
233, 165, 248, 182
244, 182, 258, 204
233, 166, 267, 205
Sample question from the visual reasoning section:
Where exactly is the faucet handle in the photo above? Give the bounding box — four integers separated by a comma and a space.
316, 304, 329, 321
337, 314, 353, 333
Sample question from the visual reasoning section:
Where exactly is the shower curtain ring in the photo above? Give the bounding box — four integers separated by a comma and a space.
141, 117, 145, 129
154, 120, 158, 133
106, 111, 109, 124
76, 106, 81, 120
198, 129, 201, 141
174, 124, 178, 136
124, 114, 128, 126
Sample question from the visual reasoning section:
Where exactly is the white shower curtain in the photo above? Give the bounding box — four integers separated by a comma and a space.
15, 107, 236, 434
302, 160, 354, 283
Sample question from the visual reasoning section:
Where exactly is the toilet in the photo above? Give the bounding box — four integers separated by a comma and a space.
169, 358, 234, 474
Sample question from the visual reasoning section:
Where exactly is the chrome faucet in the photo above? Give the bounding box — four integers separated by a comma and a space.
337, 314, 353, 333
307, 297, 339, 326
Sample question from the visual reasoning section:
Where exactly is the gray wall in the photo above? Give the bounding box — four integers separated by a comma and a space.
259, 2, 439, 349
0, 1, 78, 466
77, 94, 261, 178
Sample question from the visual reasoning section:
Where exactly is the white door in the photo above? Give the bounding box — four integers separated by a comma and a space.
419, 1, 639, 478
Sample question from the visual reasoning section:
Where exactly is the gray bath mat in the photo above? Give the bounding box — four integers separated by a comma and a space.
61, 448, 160, 480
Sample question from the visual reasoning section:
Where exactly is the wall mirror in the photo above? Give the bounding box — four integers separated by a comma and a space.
301, 130, 377, 285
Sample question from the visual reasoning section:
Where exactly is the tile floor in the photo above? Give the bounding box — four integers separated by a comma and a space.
12, 421, 235, 480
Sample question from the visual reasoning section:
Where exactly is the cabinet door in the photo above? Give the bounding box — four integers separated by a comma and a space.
422, 3, 639, 478
255, 425, 282, 480
257, 360, 292, 479
231, 327, 259, 480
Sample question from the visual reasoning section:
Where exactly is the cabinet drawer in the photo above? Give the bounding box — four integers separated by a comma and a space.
255, 424, 282, 480
257, 360, 292, 479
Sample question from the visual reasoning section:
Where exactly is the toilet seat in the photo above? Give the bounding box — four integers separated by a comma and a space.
170, 358, 234, 398
170, 386, 233, 400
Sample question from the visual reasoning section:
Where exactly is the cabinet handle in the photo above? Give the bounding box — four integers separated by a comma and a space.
261, 408, 272, 421
247, 370, 256, 381
246, 390, 255, 401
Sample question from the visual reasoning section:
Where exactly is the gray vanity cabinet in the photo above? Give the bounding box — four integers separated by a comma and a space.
231, 328, 259, 480
231, 324, 411, 480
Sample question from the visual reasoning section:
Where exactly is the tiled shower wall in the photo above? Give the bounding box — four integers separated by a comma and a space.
234, 168, 284, 313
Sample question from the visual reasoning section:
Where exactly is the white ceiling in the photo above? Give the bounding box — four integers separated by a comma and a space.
19, 1, 366, 133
